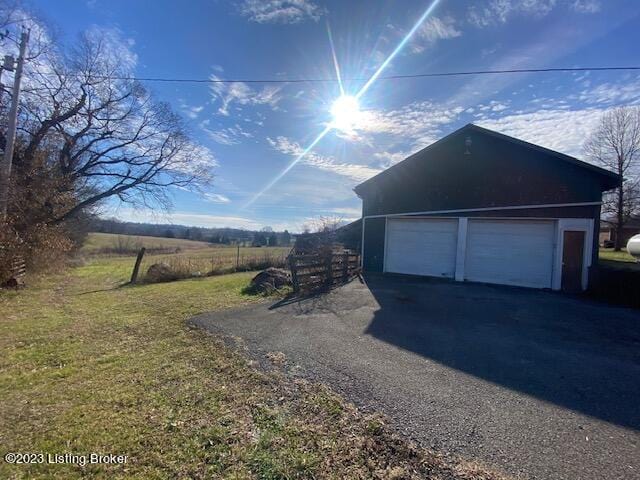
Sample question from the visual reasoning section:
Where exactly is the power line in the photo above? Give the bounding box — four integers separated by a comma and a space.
50, 66, 640, 85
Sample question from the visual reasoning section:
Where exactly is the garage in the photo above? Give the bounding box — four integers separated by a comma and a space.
385, 218, 458, 277
356, 124, 620, 291
464, 219, 556, 289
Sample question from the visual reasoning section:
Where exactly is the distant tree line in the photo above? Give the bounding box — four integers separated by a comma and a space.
91, 218, 293, 247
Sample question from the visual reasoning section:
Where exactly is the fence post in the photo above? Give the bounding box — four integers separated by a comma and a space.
342, 251, 349, 280
289, 255, 299, 293
325, 251, 333, 288
236, 244, 240, 271
130, 247, 146, 284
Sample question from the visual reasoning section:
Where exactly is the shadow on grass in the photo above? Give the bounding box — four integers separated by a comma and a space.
75, 282, 130, 295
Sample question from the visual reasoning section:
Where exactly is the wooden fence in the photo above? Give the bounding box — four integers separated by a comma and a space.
288, 250, 360, 293
2, 255, 26, 287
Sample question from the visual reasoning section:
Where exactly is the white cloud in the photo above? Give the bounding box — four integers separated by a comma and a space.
238, 0, 325, 24
204, 124, 254, 145
203, 193, 231, 204
267, 136, 381, 182
411, 16, 461, 54
372, 150, 414, 169
574, 77, 640, 106
571, 0, 601, 13
348, 101, 465, 149
476, 100, 511, 112
210, 74, 281, 116
178, 99, 204, 119
251, 167, 360, 209
448, 29, 580, 106
114, 208, 263, 229
11, 22, 139, 105
467, 0, 599, 27
491, 102, 509, 112
187, 106, 204, 118
84, 25, 138, 72
108, 205, 314, 232
328, 207, 361, 219
477, 107, 609, 157
168, 143, 219, 174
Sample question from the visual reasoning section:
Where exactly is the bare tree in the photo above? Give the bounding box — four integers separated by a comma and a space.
11, 30, 214, 225
0, 2, 216, 276
311, 215, 343, 233
300, 216, 343, 235
0, 0, 52, 128
585, 106, 640, 250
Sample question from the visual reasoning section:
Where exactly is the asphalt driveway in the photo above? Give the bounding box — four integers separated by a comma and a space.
191, 274, 640, 480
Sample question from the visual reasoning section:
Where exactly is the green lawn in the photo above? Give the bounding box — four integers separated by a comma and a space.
0, 257, 504, 479
599, 248, 637, 263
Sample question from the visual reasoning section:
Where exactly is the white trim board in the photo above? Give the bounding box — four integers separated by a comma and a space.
552, 218, 594, 290
360, 217, 366, 269
363, 202, 601, 220
454, 218, 468, 282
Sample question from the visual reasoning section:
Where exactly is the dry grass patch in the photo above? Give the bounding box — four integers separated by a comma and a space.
0, 257, 508, 479
82, 232, 212, 255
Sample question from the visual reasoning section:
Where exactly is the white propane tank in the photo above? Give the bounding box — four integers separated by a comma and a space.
627, 234, 640, 260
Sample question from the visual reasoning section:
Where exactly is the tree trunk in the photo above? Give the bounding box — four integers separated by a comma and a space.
615, 185, 624, 251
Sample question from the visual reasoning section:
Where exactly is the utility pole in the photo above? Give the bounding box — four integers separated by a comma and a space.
0, 28, 29, 222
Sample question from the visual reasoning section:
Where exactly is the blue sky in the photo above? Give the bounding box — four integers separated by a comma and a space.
30, 0, 640, 231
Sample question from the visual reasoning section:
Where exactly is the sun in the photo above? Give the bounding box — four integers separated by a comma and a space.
330, 95, 360, 132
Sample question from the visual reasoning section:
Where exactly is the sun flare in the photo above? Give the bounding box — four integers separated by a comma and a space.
330, 95, 360, 131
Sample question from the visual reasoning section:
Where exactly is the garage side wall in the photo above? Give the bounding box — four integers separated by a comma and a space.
362, 217, 385, 272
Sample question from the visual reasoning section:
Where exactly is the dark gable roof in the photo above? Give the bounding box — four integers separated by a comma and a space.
354, 123, 620, 195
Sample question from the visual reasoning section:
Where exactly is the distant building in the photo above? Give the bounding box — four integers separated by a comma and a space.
599, 218, 640, 247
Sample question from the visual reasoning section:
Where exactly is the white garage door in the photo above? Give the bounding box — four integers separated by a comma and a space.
465, 220, 555, 289
385, 218, 458, 278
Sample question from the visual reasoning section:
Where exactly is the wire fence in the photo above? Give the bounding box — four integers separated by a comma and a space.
138, 247, 291, 283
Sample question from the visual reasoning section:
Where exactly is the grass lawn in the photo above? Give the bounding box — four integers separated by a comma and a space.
599, 247, 636, 263
0, 257, 505, 479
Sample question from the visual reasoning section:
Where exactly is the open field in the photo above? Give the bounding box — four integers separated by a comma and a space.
0, 257, 505, 479
137, 246, 292, 281
83, 232, 212, 255
82, 233, 292, 281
